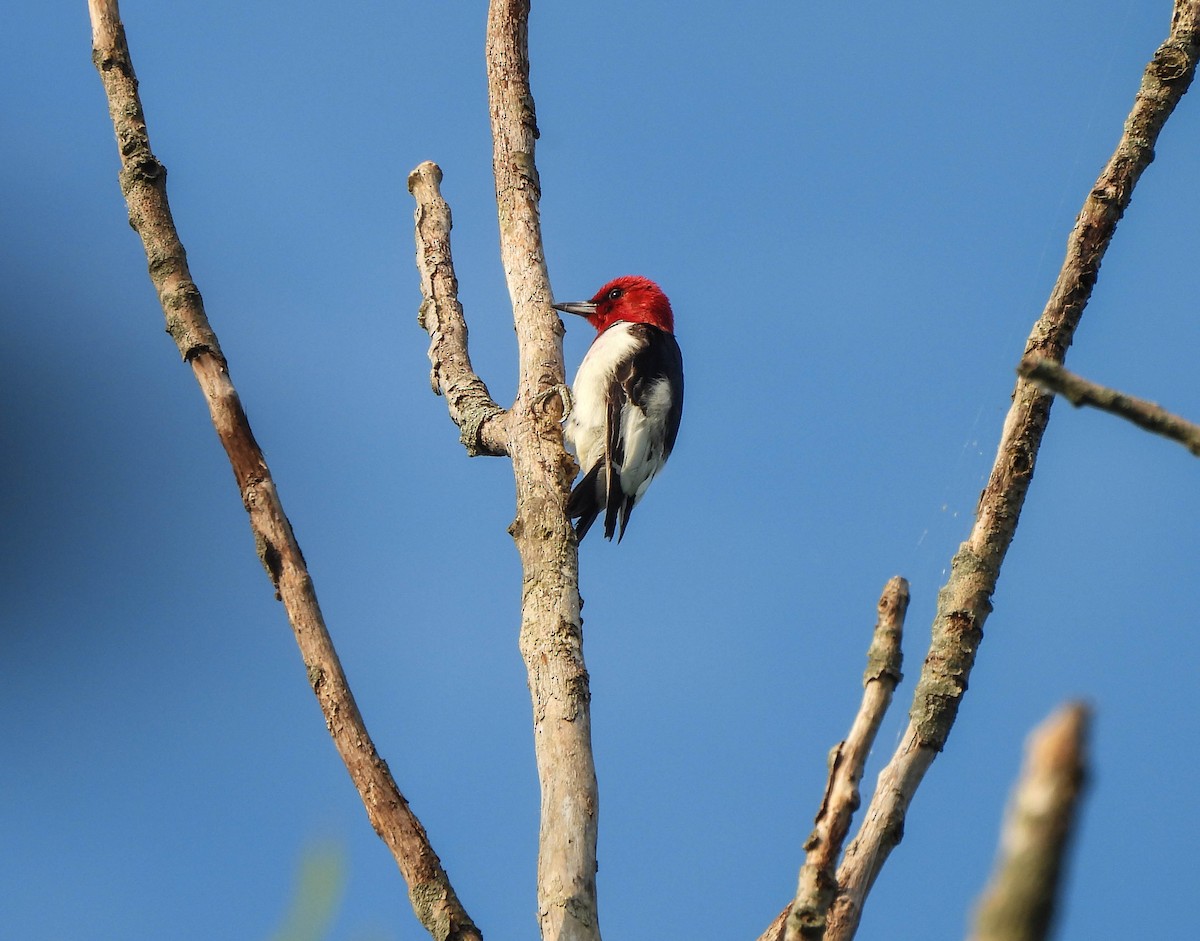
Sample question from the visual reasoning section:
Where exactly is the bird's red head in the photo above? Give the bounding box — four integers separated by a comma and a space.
553, 275, 675, 334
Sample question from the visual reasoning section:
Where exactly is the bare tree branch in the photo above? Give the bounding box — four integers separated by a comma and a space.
487, 3, 599, 940
968, 703, 1091, 941
87, 4, 480, 940
821, 6, 1200, 939
778, 578, 909, 941
412, 4, 596, 939
409, 161, 510, 457
1018, 355, 1200, 457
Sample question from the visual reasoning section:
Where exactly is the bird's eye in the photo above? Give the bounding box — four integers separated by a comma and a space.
607, 287, 623, 300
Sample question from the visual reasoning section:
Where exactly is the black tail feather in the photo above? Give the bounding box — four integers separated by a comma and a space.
615, 495, 635, 542
567, 463, 605, 541
603, 480, 622, 541
570, 460, 638, 543
603, 484, 636, 543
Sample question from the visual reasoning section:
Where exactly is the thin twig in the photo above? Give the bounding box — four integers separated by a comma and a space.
820, 5, 1200, 939
968, 703, 1091, 941
87, 4, 480, 939
779, 578, 908, 941
1019, 355, 1200, 457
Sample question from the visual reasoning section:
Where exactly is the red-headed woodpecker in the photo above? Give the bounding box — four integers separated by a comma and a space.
553, 276, 684, 542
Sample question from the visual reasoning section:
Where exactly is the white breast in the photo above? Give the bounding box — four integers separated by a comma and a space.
565, 323, 643, 471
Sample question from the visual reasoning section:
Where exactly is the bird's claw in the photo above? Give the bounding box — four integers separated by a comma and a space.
534, 382, 573, 420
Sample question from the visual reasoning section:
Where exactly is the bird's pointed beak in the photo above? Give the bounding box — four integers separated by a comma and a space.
552, 300, 597, 318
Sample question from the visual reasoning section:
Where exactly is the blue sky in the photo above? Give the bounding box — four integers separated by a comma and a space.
5, 3, 1199, 939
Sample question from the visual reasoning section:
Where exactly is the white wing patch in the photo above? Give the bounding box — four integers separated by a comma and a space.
616, 378, 674, 501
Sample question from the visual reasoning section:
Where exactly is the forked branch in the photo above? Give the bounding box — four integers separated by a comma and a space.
87, 3, 479, 939
410, 3, 596, 940
822, 7, 1200, 938
773, 578, 908, 941
754, 6, 1200, 940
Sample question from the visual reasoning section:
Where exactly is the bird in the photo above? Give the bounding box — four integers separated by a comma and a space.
553, 275, 684, 542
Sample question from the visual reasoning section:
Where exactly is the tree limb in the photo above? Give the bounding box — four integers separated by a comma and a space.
409, 161, 510, 457
822, 5, 1200, 938
87, 4, 480, 939
1018, 355, 1200, 457
778, 578, 908, 941
410, 4, 595, 938
967, 703, 1091, 941
484, 3, 599, 940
